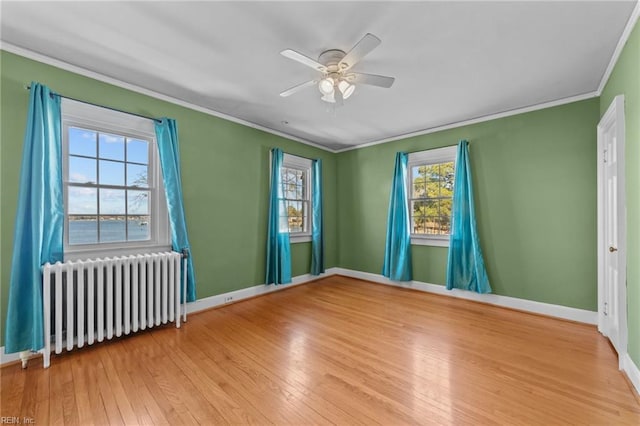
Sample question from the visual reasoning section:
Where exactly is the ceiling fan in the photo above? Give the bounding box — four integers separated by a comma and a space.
279, 33, 395, 105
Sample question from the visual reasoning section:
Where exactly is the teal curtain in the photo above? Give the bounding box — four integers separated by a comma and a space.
382, 152, 413, 281
446, 140, 491, 293
266, 148, 292, 284
5, 82, 63, 354
311, 159, 324, 275
155, 118, 197, 302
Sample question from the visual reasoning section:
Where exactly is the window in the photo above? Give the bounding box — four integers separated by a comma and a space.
282, 154, 312, 243
407, 145, 457, 247
62, 99, 170, 259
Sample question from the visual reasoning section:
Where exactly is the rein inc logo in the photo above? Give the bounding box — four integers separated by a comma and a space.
0, 418, 34, 424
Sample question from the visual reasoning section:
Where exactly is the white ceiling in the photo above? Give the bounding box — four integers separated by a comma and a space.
1, 1, 636, 151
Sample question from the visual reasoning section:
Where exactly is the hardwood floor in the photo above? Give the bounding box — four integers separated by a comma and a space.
1, 275, 639, 425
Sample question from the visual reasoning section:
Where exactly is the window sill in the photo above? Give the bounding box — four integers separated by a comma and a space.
411, 236, 450, 247
64, 244, 173, 262
290, 234, 312, 244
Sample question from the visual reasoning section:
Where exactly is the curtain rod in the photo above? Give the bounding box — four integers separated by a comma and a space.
25, 85, 162, 123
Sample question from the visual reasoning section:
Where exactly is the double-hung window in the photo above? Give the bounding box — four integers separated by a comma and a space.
62, 99, 170, 260
407, 145, 457, 247
281, 154, 312, 243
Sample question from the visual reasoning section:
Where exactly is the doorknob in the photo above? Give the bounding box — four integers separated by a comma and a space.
609, 246, 618, 252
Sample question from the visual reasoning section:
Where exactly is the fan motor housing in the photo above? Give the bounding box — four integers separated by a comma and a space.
318, 49, 346, 72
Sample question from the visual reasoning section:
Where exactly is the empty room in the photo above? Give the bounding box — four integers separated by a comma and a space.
1, 1, 639, 424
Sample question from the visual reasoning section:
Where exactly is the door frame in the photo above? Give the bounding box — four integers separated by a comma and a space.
597, 95, 627, 367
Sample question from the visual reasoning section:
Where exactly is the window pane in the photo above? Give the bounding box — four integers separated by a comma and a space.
412, 181, 425, 198
127, 163, 148, 187
68, 186, 97, 214
288, 201, 303, 232
68, 217, 97, 245
440, 199, 453, 218
295, 183, 304, 200
412, 216, 426, 234
425, 217, 439, 234
440, 215, 451, 234
128, 190, 149, 215
99, 133, 125, 160
128, 216, 150, 241
426, 180, 440, 197
127, 139, 148, 164
69, 127, 96, 157
69, 156, 97, 184
99, 160, 125, 186
100, 189, 126, 215
99, 216, 126, 242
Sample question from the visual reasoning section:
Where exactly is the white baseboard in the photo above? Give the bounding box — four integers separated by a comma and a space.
332, 268, 598, 325
622, 353, 640, 396
185, 268, 340, 315
0, 268, 340, 366
0, 350, 23, 366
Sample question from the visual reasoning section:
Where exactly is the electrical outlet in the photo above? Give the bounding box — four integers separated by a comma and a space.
224, 296, 233, 303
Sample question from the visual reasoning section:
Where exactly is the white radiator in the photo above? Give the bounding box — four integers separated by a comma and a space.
41, 251, 185, 368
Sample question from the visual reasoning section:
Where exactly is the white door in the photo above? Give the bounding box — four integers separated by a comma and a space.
597, 95, 627, 367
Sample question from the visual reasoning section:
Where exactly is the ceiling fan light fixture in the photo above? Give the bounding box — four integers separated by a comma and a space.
321, 92, 335, 103
338, 80, 355, 99
318, 78, 335, 95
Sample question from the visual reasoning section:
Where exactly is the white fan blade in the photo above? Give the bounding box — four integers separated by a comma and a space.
280, 80, 318, 97
339, 33, 381, 70
281, 49, 327, 72
348, 72, 395, 88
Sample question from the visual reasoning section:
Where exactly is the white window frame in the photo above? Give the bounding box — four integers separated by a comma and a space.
62, 99, 171, 260
281, 153, 312, 243
407, 145, 457, 247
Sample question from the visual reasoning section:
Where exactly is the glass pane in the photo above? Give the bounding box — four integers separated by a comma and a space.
128, 190, 149, 215
440, 215, 451, 234
99, 189, 126, 215
68, 186, 97, 214
99, 160, 125, 186
412, 181, 425, 198
68, 216, 97, 245
99, 133, 125, 160
69, 156, 97, 184
288, 201, 303, 232
128, 215, 150, 241
99, 216, 126, 242
127, 139, 148, 164
440, 199, 453, 218
68, 127, 96, 157
426, 180, 440, 197
127, 163, 148, 187
440, 162, 455, 190
425, 217, 439, 234
412, 216, 425, 234
295, 183, 304, 200
412, 200, 426, 216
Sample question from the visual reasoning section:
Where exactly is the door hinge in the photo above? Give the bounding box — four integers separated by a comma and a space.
603, 149, 608, 163
604, 302, 608, 315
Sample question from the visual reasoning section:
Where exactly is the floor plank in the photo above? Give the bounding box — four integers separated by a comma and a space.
1, 275, 639, 425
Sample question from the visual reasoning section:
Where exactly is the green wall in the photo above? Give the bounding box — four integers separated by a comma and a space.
0, 51, 338, 346
337, 99, 600, 310
0, 45, 615, 352
600, 19, 640, 369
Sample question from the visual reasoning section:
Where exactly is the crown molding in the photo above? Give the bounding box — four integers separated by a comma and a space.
596, 0, 640, 95
0, 41, 336, 154
334, 91, 598, 153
